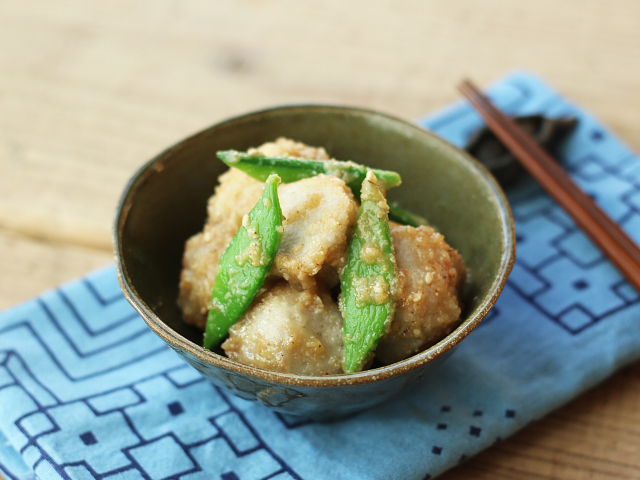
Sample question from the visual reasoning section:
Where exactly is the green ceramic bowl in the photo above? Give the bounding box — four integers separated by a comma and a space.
114, 105, 515, 421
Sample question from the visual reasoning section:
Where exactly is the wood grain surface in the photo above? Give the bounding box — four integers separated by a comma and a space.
1, 1, 639, 478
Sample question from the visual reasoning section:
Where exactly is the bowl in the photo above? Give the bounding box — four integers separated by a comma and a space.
114, 105, 515, 421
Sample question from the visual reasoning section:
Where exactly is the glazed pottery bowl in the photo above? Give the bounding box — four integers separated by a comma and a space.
114, 105, 515, 421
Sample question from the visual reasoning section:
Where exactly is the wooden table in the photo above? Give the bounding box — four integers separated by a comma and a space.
1, 1, 639, 478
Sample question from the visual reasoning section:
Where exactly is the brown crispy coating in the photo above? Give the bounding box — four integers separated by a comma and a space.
205, 168, 265, 227
222, 282, 344, 375
375, 224, 466, 365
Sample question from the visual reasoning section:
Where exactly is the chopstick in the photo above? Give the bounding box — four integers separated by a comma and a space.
458, 79, 640, 292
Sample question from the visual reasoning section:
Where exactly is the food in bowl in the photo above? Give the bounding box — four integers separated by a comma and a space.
115, 105, 515, 419
178, 138, 466, 376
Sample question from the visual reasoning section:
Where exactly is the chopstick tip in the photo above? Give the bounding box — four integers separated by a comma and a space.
458, 78, 480, 95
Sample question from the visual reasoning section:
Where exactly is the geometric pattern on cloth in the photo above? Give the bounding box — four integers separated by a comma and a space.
0, 270, 301, 480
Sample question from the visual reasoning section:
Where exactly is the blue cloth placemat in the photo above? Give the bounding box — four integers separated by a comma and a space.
2, 71, 640, 480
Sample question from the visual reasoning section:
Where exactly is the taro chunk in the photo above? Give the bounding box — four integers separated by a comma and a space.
375, 224, 466, 365
222, 282, 344, 375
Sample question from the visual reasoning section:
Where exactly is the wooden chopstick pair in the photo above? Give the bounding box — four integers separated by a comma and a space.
459, 80, 640, 292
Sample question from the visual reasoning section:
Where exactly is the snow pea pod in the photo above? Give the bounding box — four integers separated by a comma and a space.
339, 171, 399, 373
217, 150, 402, 198
203, 174, 284, 350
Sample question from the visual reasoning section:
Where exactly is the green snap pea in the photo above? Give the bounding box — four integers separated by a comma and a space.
388, 201, 429, 227
218, 149, 427, 227
217, 150, 402, 199
203, 174, 284, 350
339, 171, 398, 373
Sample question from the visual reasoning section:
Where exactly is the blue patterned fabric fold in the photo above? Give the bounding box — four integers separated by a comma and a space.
2, 71, 640, 480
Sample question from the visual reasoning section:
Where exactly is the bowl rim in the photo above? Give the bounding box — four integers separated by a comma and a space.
114, 104, 516, 388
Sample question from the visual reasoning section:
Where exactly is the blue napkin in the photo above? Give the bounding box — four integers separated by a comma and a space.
2, 71, 640, 480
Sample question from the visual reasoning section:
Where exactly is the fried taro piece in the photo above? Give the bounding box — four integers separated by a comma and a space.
375, 224, 466, 365
275, 174, 358, 289
222, 282, 344, 376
